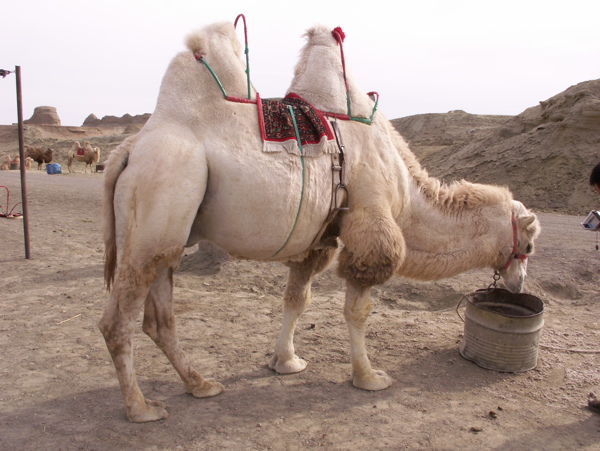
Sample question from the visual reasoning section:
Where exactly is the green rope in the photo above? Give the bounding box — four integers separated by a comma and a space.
199, 58, 228, 98
346, 92, 352, 118
272, 105, 305, 257
349, 94, 379, 124
244, 44, 251, 100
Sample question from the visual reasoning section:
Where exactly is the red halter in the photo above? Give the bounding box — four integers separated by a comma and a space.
501, 213, 529, 270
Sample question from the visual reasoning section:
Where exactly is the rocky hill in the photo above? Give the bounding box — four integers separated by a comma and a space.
393, 79, 600, 215
2, 79, 599, 215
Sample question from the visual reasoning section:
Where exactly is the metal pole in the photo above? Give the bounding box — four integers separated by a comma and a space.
15, 66, 31, 259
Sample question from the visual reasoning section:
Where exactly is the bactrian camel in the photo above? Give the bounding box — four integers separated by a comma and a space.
68, 141, 100, 173
99, 21, 540, 422
25, 146, 53, 170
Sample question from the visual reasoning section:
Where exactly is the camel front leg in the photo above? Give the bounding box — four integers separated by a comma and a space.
270, 247, 337, 374
142, 267, 224, 399
344, 281, 392, 391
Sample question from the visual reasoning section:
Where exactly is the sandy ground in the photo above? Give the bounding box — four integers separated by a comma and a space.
1, 169, 599, 450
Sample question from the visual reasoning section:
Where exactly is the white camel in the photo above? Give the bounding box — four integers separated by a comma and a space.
68, 141, 100, 173
100, 21, 540, 422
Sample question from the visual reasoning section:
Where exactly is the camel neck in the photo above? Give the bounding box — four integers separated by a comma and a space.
396, 194, 512, 281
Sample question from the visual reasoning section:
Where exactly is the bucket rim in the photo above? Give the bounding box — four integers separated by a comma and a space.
465, 287, 544, 318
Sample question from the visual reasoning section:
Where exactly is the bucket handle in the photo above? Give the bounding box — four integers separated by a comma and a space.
456, 283, 498, 323
455, 294, 469, 322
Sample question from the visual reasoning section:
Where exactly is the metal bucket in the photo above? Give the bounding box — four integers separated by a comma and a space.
458, 288, 544, 372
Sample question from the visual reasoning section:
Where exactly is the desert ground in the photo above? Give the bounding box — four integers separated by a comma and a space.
1, 156, 599, 450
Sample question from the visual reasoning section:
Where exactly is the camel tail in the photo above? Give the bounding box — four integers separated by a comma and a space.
103, 136, 135, 291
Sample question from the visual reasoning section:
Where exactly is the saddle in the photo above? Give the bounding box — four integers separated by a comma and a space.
258, 93, 338, 156
76, 147, 85, 157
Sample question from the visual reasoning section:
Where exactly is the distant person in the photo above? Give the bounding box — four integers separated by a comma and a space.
590, 162, 600, 196
588, 161, 600, 415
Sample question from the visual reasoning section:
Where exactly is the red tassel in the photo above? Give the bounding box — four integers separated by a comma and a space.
332, 27, 345, 43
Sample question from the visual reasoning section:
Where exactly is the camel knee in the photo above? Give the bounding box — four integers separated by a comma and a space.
343, 296, 372, 326
99, 283, 151, 348
98, 312, 130, 356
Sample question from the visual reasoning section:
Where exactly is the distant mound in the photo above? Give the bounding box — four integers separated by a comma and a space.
24, 106, 61, 126
393, 79, 600, 215
82, 113, 151, 127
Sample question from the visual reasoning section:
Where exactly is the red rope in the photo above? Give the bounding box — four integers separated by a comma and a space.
234, 14, 248, 44
331, 27, 350, 98
225, 96, 256, 104
501, 213, 528, 270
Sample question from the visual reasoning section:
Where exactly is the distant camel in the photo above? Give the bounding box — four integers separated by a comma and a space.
1, 154, 22, 170
1, 155, 11, 170
25, 146, 54, 170
67, 141, 100, 173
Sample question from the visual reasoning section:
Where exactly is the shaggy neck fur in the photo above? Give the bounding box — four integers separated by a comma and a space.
389, 126, 515, 280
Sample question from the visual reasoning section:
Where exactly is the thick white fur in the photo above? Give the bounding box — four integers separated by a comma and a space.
100, 22, 540, 422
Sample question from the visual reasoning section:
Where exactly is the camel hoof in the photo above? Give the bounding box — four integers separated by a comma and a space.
268, 354, 307, 374
127, 398, 168, 423
186, 378, 224, 398
352, 369, 392, 391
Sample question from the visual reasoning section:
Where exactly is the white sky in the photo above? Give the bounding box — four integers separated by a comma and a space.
1, 0, 599, 126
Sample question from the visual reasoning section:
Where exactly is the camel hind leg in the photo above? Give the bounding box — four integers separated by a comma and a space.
142, 267, 224, 398
98, 274, 168, 422
100, 131, 210, 421
269, 244, 338, 373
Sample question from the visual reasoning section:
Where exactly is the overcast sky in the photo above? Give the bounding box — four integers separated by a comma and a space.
1, 0, 599, 126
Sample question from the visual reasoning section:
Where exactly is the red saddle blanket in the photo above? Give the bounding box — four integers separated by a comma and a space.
258, 93, 337, 156
76, 147, 85, 156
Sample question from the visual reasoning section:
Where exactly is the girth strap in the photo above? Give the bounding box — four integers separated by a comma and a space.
329, 121, 349, 212
308, 121, 350, 250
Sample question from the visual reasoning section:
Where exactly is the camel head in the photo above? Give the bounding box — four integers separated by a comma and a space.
496, 201, 540, 292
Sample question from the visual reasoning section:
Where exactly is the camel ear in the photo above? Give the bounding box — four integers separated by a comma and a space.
513, 200, 541, 239
522, 214, 537, 228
